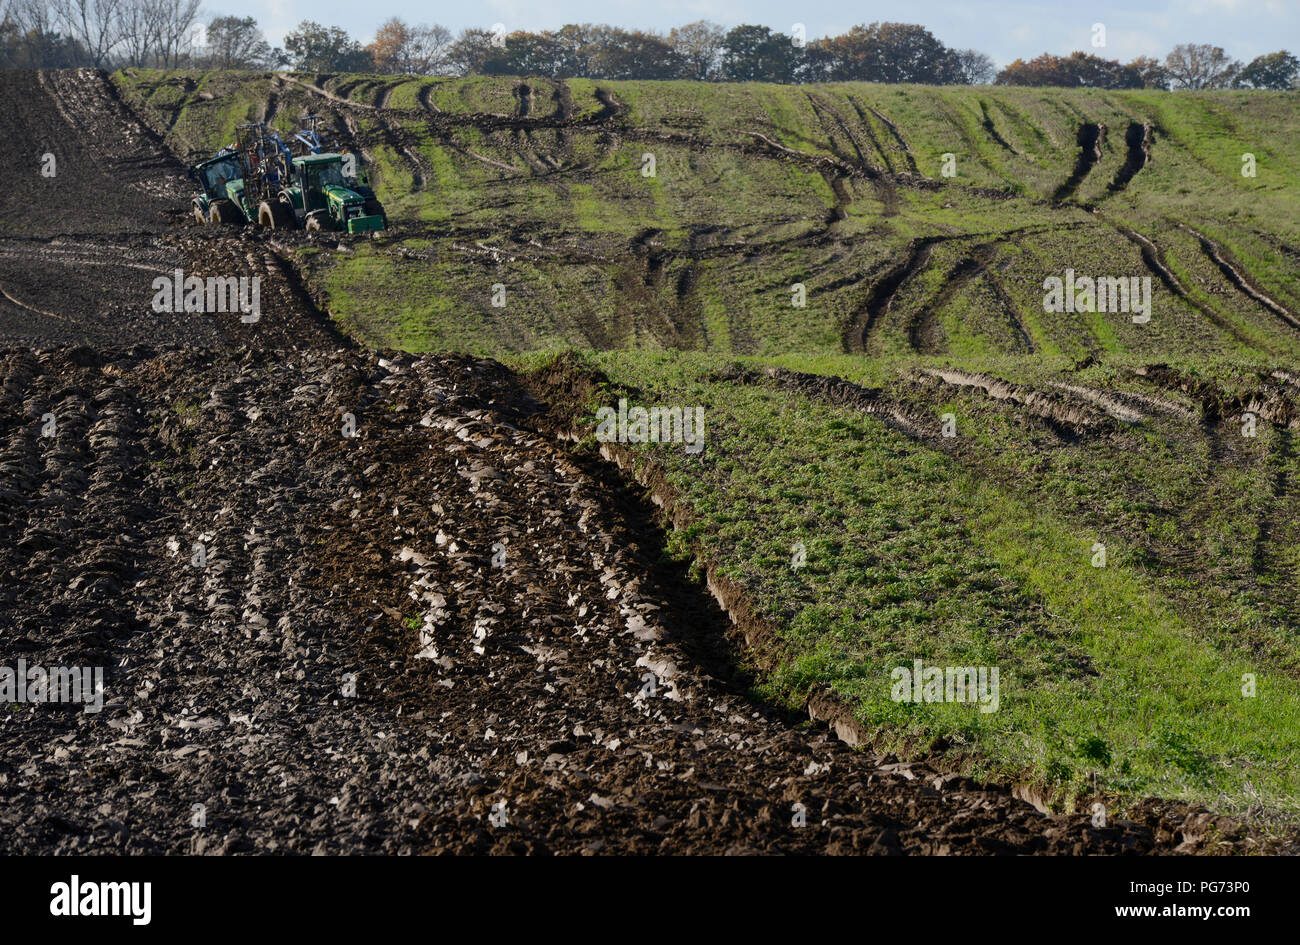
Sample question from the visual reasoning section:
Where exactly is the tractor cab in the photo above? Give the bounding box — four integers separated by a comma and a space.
298, 155, 349, 210
189, 151, 245, 222
195, 153, 241, 199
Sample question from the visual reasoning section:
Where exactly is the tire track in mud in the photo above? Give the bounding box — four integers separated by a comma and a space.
262, 76, 281, 125
857, 101, 921, 174
1052, 122, 1106, 204
744, 365, 933, 439
1133, 365, 1300, 599
980, 100, 1019, 155
843, 238, 940, 353
907, 243, 1000, 354
1133, 363, 1298, 430
1113, 224, 1254, 346
1108, 122, 1153, 193
0, 282, 68, 322
416, 81, 441, 114
285, 76, 428, 190
843, 227, 1057, 355
915, 367, 1116, 440
1179, 224, 1300, 331
1132, 365, 1300, 619
39, 69, 184, 185
1250, 427, 1300, 586
985, 270, 1035, 353
512, 81, 563, 174
805, 91, 898, 215
612, 228, 690, 349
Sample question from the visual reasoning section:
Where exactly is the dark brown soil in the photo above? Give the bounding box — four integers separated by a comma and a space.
0, 344, 1274, 855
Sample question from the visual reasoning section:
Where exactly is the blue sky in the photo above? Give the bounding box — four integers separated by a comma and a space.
223, 0, 1299, 67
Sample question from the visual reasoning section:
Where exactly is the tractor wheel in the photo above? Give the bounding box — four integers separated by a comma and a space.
193, 203, 207, 224
208, 199, 240, 225
257, 200, 297, 230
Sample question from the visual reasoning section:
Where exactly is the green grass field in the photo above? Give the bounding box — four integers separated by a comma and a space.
118, 68, 1300, 817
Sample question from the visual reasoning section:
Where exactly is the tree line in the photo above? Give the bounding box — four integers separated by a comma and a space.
998, 46, 1298, 90
2, 5, 1295, 90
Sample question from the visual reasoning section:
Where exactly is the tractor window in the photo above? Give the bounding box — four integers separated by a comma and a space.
308, 163, 347, 189
201, 157, 239, 192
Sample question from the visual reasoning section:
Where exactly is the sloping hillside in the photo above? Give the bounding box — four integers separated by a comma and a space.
117, 70, 1300, 363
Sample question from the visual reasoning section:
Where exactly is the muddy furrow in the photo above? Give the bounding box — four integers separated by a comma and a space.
1046, 383, 1146, 423
916, 367, 1113, 438
1250, 427, 1300, 584
1134, 363, 1299, 429
262, 78, 280, 125
985, 270, 1036, 353
1113, 225, 1253, 345
745, 365, 931, 439
908, 243, 1001, 354
1051, 122, 1106, 204
980, 101, 1019, 155
1180, 225, 1300, 331
1108, 122, 1153, 193
512, 82, 561, 174
416, 82, 441, 114
843, 239, 940, 353
861, 102, 920, 174
807, 91, 888, 176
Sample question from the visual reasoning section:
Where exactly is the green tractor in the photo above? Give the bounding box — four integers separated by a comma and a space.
190, 150, 245, 225
286, 152, 387, 234
189, 122, 386, 234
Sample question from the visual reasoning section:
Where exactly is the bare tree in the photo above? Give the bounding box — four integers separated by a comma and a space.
6, 0, 89, 65
115, 0, 155, 66
53, 0, 122, 67
953, 48, 996, 84
407, 23, 453, 74
669, 20, 724, 80
150, 0, 200, 67
1163, 42, 1241, 89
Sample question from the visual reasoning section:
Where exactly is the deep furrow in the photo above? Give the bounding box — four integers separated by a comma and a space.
1051, 122, 1106, 204
843, 239, 940, 353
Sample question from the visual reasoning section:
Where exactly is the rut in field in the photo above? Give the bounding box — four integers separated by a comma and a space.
1052, 122, 1106, 204
1180, 224, 1300, 331
843, 238, 939, 352
1108, 122, 1153, 193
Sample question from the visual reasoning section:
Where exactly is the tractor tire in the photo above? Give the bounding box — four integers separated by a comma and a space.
257, 200, 297, 230
193, 203, 207, 224
208, 199, 240, 225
